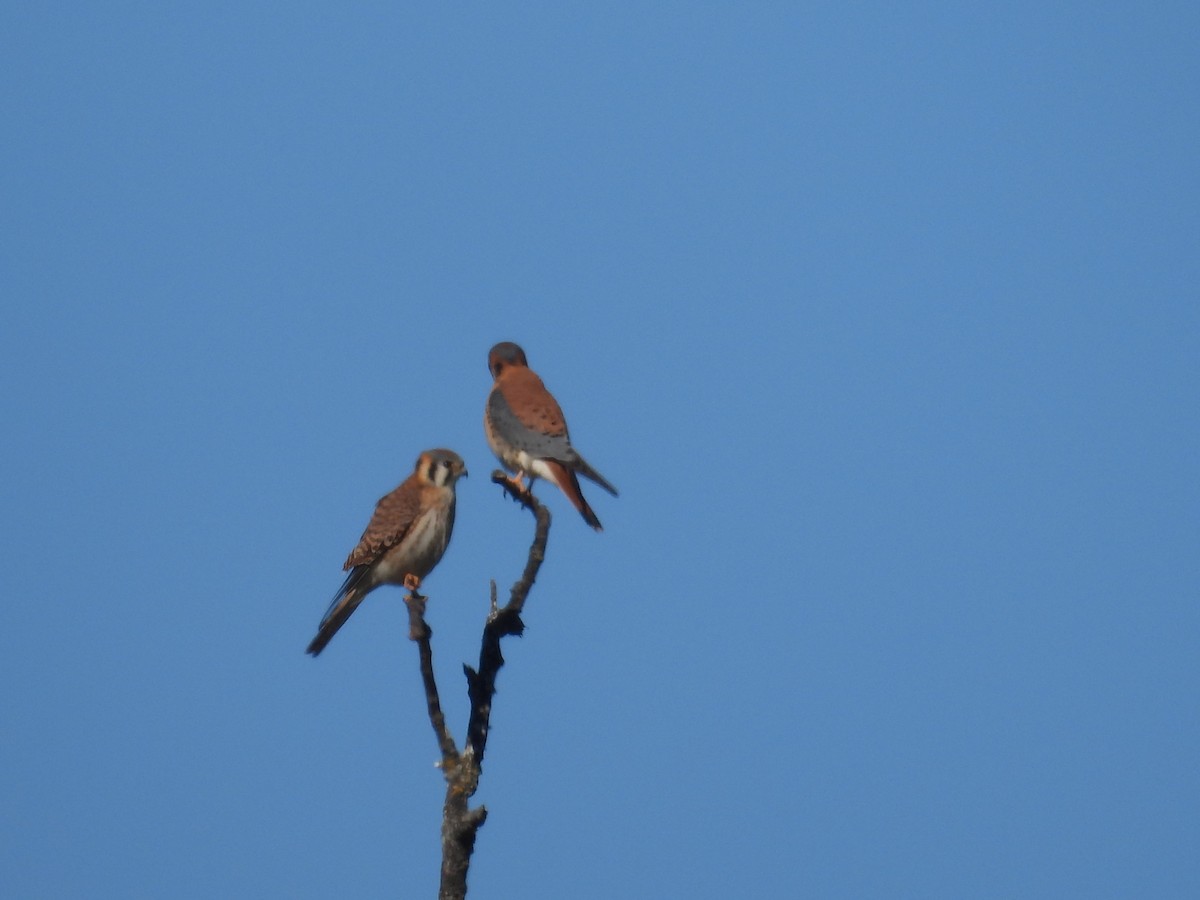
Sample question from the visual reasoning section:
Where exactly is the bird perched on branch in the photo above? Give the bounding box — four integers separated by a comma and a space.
307, 448, 467, 656
484, 341, 617, 530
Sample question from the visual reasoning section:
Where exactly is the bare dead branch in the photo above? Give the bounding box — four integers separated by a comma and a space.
404, 592, 458, 764
407, 470, 552, 900
464, 473, 551, 762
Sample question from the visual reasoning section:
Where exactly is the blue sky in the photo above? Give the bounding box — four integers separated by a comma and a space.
2, 3, 1197, 897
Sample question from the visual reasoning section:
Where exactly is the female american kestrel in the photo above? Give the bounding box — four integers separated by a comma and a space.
307, 448, 467, 656
484, 341, 617, 530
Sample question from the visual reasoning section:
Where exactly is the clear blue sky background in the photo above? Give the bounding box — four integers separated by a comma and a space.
2, 4, 1197, 898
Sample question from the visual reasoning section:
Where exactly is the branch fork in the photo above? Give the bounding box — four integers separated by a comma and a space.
404, 474, 552, 899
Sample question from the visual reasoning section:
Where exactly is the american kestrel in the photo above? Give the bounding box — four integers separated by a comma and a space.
307, 448, 467, 656
484, 341, 617, 530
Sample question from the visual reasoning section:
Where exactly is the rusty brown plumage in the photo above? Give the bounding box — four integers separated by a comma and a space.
307, 448, 467, 657
495, 366, 569, 437
484, 341, 616, 530
343, 478, 428, 570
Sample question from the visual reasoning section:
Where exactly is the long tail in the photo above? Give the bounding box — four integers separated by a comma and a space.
306, 569, 369, 656
544, 460, 604, 531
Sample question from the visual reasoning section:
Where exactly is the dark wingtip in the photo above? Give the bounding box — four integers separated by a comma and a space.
305, 635, 327, 657
577, 460, 618, 497
306, 585, 362, 657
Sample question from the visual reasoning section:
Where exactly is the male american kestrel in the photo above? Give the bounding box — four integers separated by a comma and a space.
484, 341, 617, 530
306, 448, 467, 656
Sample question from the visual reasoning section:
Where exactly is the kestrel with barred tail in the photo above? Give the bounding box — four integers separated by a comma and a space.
484, 341, 617, 530
306, 448, 467, 656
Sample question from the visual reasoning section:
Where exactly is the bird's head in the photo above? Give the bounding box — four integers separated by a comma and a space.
417, 448, 468, 488
487, 341, 528, 379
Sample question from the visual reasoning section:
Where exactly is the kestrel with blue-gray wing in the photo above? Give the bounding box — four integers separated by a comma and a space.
484, 341, 617, 530
307, 448, 467, 656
